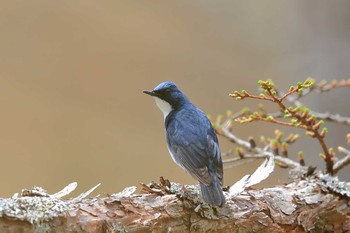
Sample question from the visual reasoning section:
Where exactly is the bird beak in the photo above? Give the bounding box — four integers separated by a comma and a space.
143, 90, 157, 97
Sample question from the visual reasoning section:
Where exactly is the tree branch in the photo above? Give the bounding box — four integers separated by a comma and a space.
229, 80, 336, 174
0, 179, 350, 233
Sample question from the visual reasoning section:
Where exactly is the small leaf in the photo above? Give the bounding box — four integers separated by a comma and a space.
294, 106, 302, 112
266, 116, 274, 121
298, 151, 305, 166
313, 120, 324, 130
236, 147, 244, 158
291, 119, 298, 125
305, 131, 315, 137
320, 128, 328, 137
281, 142, 288, 157
319, 153, 326, 160
216, 114, 223, 124
290, 134, 300, 143
241, 107, 250, 114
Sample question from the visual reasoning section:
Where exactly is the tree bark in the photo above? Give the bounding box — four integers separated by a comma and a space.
0, 177, 349, 233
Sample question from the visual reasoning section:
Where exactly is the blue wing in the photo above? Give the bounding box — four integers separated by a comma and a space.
165, 106, 223, 186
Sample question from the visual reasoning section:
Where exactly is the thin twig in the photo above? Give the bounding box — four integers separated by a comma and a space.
270, 110, 350, 126
317, 79, 350, 92
219, 122, 301, 169
333, 147, 350, 174
275, 91, 350, 125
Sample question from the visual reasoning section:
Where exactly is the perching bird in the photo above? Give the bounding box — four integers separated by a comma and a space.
143, 82, 225, 207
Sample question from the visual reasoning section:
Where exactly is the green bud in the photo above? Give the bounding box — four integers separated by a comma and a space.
266, 116, 274, 121
241, 107, 250, 114
294, 106, 302, 112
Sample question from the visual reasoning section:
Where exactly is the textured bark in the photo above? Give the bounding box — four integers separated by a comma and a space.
0, 177, 349, 233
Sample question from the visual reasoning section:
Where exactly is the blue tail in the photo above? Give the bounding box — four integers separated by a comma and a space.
199, 181, 225, 207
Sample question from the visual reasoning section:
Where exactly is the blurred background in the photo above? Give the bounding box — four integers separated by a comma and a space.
0, 1, 349, 197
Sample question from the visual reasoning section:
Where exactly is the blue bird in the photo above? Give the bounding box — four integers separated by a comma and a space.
143, 82, 225, 207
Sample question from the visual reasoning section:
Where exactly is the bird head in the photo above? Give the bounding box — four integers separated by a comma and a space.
143, 82, 189, 118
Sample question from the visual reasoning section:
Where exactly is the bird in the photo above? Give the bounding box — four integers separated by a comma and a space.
143, 81, 225, 207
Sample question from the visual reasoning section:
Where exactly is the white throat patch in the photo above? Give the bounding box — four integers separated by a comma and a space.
154, 97, 173, 119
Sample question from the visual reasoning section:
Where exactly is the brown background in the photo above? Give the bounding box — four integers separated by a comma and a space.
0, 1, 349, 197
